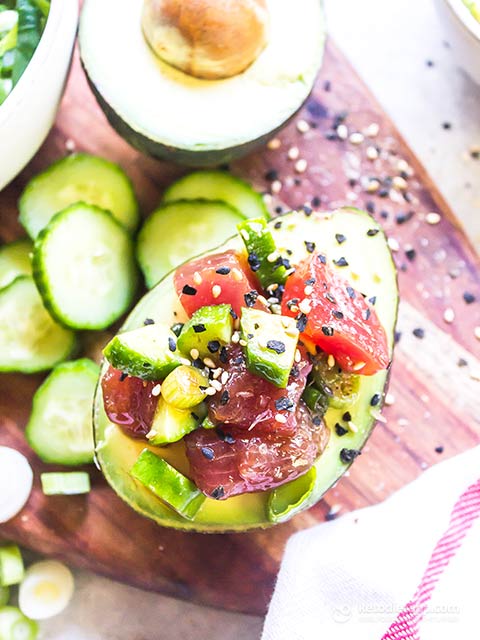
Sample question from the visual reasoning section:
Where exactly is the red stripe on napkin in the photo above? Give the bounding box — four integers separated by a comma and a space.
381, 478, 480, 640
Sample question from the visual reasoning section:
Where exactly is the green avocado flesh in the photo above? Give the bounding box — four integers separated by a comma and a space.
79, 0, 325, 166
93, 209, 398, 531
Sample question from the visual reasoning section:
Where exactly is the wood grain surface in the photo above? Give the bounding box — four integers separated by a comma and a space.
0, 40, 479, 615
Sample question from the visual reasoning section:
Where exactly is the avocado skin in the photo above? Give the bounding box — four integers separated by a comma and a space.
82, 62, 312, 168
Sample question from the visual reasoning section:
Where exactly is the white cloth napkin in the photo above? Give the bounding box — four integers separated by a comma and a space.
262, 446, 480, 640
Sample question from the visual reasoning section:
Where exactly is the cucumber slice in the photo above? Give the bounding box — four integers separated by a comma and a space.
103, 324, 183, 380
137, 200, 244, 288
0, 607, 38, 640
130, 449, 205, 519
237, 218, 287, 288
177, 304, 233, 359
18, 561, 74, 621
0, 277, 76, 373
0, 448, 33, 524
163, 171, 268, 220
40, 472, 91, 496
26, 359, 99, 466
32, 203, 138, 330
0, 545, 24, 587
0, 239, 32, 290
19, 153, 139, 238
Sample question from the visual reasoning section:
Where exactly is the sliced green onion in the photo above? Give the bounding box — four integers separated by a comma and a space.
131, 449, 205, 520
40, 472, 91, 496
0, 606, 38, 640
161, 365, 208, 409
19, 560, 73, 621
0, 544, 24, 587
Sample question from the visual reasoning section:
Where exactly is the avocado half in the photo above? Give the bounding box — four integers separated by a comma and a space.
78, 0, 326, 167
93, 209, 399, 532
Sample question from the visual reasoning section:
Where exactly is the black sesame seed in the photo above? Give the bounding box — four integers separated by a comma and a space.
342, 411, 352, 422
332, 309, 344, 320
290, 365, 299, 379
248, 252, 261, 272
191, 412, 199, 421
333, 257, 348, 267
201, 447, 215, 461
378, 188, 389, 198
312, 196, 321, 207
340, 448, 361, 464
321, 325, 334, 337
265, 169, 279, 182
326, 511, 338, 521
325, 292, 336, 304
335, 424, 349, 437
193, 324, 206, 333
305, 277, 316, 286
365, 200, 375, 214
364, 308, 371, 321
307, 98, 328, 118
219, 347, 228, 364
170, 322, 184, 337
211, 485, 225, 499
318, 254, 327, 264
119, 372, 128, 382
215, 266, 231, 275
303, 205, 313, 216
266, 340, 286, 354
220, 390, 230, 406
192, 358, 205, 369
232, 356, 243, 365
304, 241, 316, 253
244, 290, 259, 308
370, 393, 381, 406
312, 415, 322, 426
463, 291, 476, 304
274, 220, 283, 229
368, 296, 377, 305
335, 233, 346, 244
323, 80, 331, 92
275, 206, 283, 214
442, 121, 452, 130
426, 59, 434, 67
394, 330, 402, 344
230, 308, 238, 320
457, 357, 468, 367
296, 313, 308, 332
346, 286, 356, 299
287, 297, 300, 310
207, 340, 220, 354
405, 248, 416, 261
396, 211, 414, 225
275, 397, 294, 411
168, 337, 177, 352
380, 210, 389, 219
435, 445, 444, 454
367, 228, 379, 237
182, 284, 197, 296
413, 327, 425, 339
143, 318, 155, 325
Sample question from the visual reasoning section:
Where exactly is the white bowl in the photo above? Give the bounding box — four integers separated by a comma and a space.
434, 0, 480, 85
0, 0, 78, 192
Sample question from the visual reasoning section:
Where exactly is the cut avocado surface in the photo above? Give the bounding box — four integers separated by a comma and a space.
94, 209, 398, 532
79, 0, 326, 166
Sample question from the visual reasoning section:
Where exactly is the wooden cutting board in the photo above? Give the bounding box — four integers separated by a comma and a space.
0, 40, 479, 616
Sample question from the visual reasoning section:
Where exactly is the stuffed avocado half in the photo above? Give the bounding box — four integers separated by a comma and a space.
79, 0, 326, 166
94, 208, 398, 531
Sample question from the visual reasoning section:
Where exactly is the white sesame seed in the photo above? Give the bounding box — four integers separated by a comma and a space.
267, 137, 281, 150
231, 331, 240, 344
352, 361, 366, 371
304, 285, 313, 296
221, 371, 229, 385
387, 237, 400, 252
190, 348, 199, 360
65, 138, 76, 152
204, 387, 217, 396
348, 421, 359, 433
392, 176, 408, 191
370, 408, 387, 423
263, 193, 273, 206
349, 132, 364, 145
212, 285, 221, 298
180, 357, 191, 366
385, 393, 395, 406
364, 122, 379, 137
203, 357, 216, 369
426, 212, 441, 225
210, 379, 222, 391
443, 308, 455, 324
271, 180, 282, 194
298, 299, 312, 314
396, 159, 412, 175
336, 124, 348, 140
287, 146, 300, 160
295, 158, 308, 173
270, 304, 282, 315
267, 251, 280, 262
151, 384, 161, 397
239, 339, 247, 347
212, 368, 222, 379
327, 354, 335, 368
275, 413, 288, 424
295, 349, 301, 363
474, 326, 480, 340
289, 304, 299, 314
366, 146, 379, 161
193, 271, 202, 285
328, 503, 342, 516
366, 179, 380, 193
296, 119, 310, 133
232, 268, 243, 282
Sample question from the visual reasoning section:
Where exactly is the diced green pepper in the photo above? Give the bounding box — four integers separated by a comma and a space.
311, 354, 360, 409
147, 397, 205, 445
40, 472, 91, 495
302, 385, 329, 416
268, 467, 316, 523
0, 544, 24, 587
240, 307, 299, 388
177, 304, 233, 360
237, 218, 287, 288
103, 324, 183, 381
160, 365, 208, 409
130, 449, 205, 520
201, 415, 216, 429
